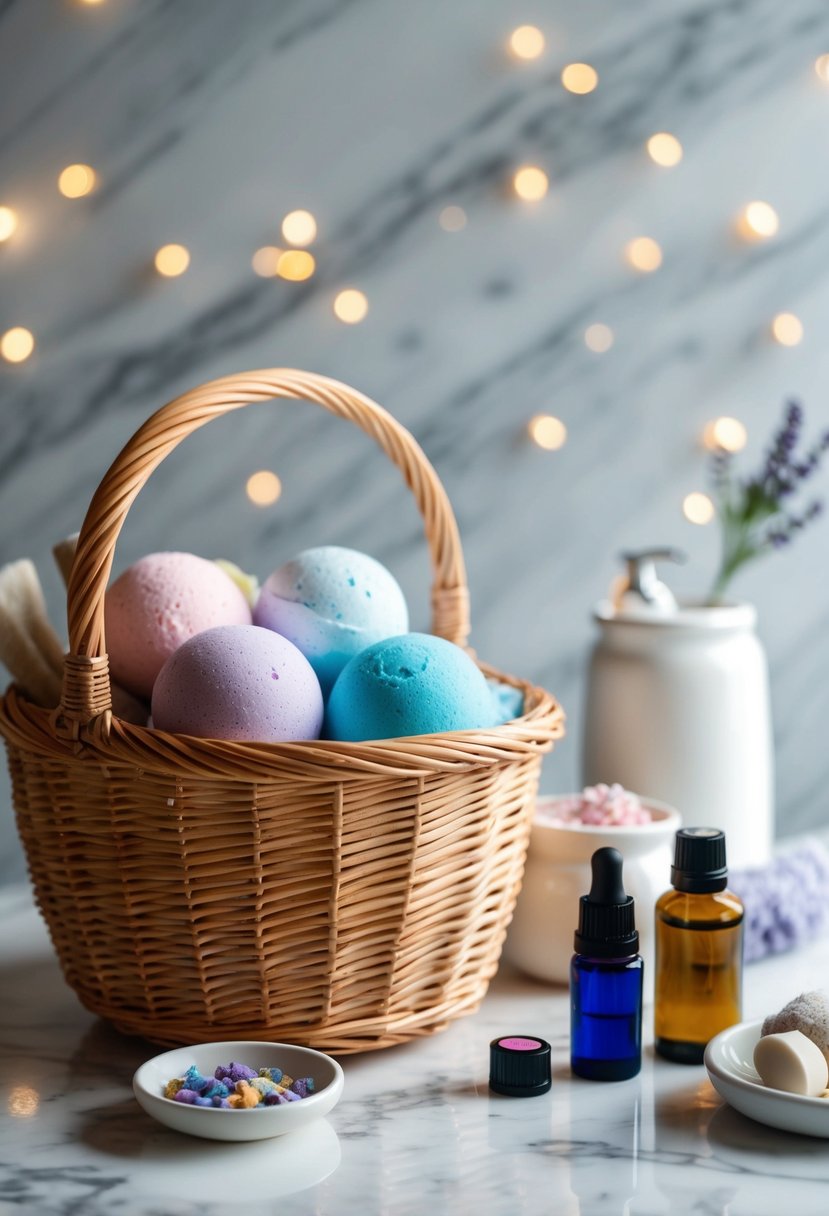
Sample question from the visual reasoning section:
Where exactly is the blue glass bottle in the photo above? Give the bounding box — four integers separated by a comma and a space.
570, 847, 643, 1081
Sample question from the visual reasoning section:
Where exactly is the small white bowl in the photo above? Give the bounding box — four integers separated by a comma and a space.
505, 795, 680, 998
133, 1040, 344, 1142
705, 1020, 829, 1138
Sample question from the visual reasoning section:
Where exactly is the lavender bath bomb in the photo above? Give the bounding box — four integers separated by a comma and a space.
151, 625, 323, 742
105, 551, 252, 699
254, 546, 409, 695
325, 633, 498, 742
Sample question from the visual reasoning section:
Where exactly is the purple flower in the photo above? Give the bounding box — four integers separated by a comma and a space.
709, 401, 828, 600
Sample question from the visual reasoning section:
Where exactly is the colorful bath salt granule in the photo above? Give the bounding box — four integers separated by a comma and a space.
163, 1062, 316, 1108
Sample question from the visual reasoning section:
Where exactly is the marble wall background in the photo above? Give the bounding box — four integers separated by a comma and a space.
2, 0, 829, 882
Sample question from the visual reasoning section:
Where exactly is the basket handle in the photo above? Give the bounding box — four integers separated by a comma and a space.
60, 369, 469, 727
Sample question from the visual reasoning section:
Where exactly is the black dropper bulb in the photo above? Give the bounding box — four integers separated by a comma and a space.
574, 847, 639, 959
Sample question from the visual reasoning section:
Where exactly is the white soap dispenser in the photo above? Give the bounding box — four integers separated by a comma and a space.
583, 548, 774, 868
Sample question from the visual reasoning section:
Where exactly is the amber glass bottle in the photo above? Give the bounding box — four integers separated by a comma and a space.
654, 828, 743, 1064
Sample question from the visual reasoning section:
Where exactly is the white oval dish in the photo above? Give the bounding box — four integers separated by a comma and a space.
133, 1040, 344, 1142
705, 1020, 829, 1138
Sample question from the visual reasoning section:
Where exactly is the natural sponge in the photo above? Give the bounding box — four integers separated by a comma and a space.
761, 990, 829, 1064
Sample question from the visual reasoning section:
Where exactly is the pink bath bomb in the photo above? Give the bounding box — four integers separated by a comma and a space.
151, 625, 324, 742
105, 552, 252, 698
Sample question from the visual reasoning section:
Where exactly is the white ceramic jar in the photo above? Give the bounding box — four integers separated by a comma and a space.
582, 601, 773, 869
504, 796, 681, 1003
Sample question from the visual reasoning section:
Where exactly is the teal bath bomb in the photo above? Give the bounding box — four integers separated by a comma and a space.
325, 633, 498, 741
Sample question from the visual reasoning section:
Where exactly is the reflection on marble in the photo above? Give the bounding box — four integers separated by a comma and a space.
4, 887, 829, 1216
3, 1, 829, 882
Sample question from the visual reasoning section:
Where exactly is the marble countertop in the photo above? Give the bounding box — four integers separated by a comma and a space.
3, 886, 829, 1216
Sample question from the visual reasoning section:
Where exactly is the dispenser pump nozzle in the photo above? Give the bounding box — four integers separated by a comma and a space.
612, 547, 686, 614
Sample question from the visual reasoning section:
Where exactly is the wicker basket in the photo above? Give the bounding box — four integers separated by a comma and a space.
1, 369, 563, 1052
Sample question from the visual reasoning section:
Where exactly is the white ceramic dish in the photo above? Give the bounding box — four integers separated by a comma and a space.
504, 795, 680, 1000
133, 1040, 344, 1142
705, 1020, 829, 1138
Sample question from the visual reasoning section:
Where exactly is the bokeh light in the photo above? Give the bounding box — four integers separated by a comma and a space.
529, 414, 567, 450
246, 470, 282, 506
251, 246, 282, 277
771, 312, 803, 346
737, 201, 779, 241
439, 205, 467, 232
703, 417, 748, 453
7, 1086, 39, 1118
513, 165, 549, 201
281, 210, 317, 247
815, 54, 829, 82
646, 132, 683, 167
683, 492, 715, 525
276, 250, 316, 281
561, 63, 598, 94
584, 323, 614, 353
508, 25, 545, 60
625, 237, 663, 272
0, 206, 18, 242
1, 327, 35, 363
58, 163, 96, 198
333, 288, 369, 324
154, 244, 190, 277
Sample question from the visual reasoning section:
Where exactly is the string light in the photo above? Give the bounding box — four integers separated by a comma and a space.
333, 288, 368, 324
0, 206, 18, 242
246, 470, 282, 506
771, 312, 803, 346
154, 244, 190, 277
281, 210, 317, 247
561, 63, 598, 94
1, 327, 35, 363
646, 132, 683, 167
508, 25, 545, 60
625, 237, 662, 273
584, 323, 614, 353
58, 164, 96, 198
703, 417, 747, 453
439, 205, 467, 232
276, 250, 315, 281
513, 165, 549, 201
251, 246, 282, 277
683, 492, 715, 525
529, 414, 567, 450
737, 201, 779, 242
815, 54, 829, 82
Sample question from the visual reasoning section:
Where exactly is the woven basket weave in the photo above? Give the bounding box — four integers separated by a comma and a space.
1, 369, 563, 1052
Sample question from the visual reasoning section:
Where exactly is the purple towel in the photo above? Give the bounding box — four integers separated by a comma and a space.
731, 839, 829, 963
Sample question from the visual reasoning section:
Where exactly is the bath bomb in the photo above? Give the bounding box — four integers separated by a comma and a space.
105, 552, 252, 698
325, 632, 498, 742
254, 546, 408, 695
151, 625, 323, 742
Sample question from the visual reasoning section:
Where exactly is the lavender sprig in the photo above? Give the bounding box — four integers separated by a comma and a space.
709, 401, 829, 602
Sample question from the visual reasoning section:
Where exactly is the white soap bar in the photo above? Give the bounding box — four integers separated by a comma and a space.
754, 1030, 829, 1096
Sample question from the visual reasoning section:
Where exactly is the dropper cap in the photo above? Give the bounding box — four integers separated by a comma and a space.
573, 847, 639, 958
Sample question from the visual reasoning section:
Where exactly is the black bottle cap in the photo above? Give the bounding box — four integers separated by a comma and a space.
573, 847, 639, 958
489, 1036, 552, 1097
670, 827, 728, 893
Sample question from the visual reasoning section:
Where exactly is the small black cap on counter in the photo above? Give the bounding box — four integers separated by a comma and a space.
489, 1035, 552, 1097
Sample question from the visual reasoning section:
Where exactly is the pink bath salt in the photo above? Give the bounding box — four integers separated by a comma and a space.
541, 784, 651, 827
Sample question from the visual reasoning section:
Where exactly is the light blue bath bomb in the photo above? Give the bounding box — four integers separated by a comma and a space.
325, 633, 498, 741
254, 546, 409, 695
